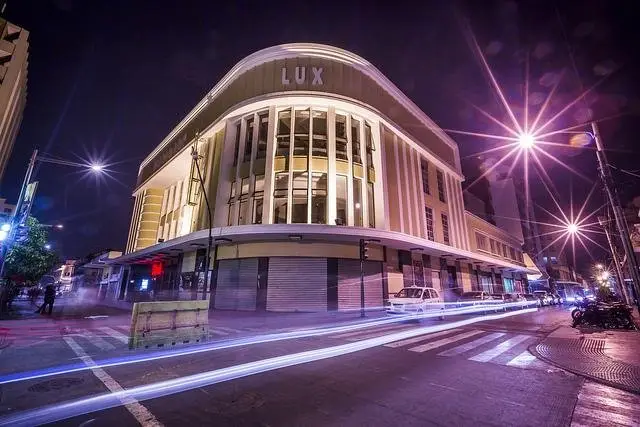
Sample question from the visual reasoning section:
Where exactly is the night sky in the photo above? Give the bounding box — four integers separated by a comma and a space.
2, 0, 639, 274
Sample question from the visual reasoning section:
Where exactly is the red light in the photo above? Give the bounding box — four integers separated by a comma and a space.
151, 262, 163, 277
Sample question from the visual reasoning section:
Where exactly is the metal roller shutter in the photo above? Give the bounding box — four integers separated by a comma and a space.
267, 257, 327, 312
338, 259, 383, 311
214, 258, 258, 311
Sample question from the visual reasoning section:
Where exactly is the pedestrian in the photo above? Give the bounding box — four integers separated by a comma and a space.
36, 285, 56, 315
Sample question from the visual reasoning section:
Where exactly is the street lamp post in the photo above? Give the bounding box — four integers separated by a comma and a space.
598, 215, 630, 304
190, 138, 213, 302
358, 238, 380, 317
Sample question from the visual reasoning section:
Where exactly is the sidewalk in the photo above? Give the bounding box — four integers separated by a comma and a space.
532, 325, 640, 394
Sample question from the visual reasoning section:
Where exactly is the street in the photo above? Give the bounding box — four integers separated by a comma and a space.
1, 304, 638, 426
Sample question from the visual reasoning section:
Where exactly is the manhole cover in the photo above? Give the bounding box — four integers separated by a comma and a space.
28, 377, 84, 393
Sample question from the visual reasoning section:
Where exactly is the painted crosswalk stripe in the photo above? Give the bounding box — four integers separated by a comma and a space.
384, 329, 463, 348
115, 325, 131, 333
437, 332, 505, 356
332, 323, 409, 339
82, 330, 116, 351
506, 350, 537, 368
468, 335, 531, 362
571, 381, 640, 427
98, 327, 129, 344
409, 330, 484, 353
346, 325, 417, 341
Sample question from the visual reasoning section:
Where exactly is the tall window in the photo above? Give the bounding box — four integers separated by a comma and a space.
233, 123, 241, 166
252, 175, 264, 224
425, 207, 435, 241
238, 178, 250, 224
273, 172, 288, 223
311, 173, 327, 224
256, 112, 268, 159
294, 109, 310, 156
421, 159, 430, 195
276, 110, 291, 157
367, 182, 375, 228
243, 117, 254, 162
335, 114, 348, 161
509, 247, 516, 260
476, 233, 488, 251
351, 117, 362, 164
437, 170, 446, 202
336, 175, 347, 225
489, 239, 496, 254
312, 111, 327, 157
364, 123, 374, 168
292, 172, 308, 223
227, 181, 236, 226
353, 177, 363, 226
441, 213, 450, 245
502, 243, 508, 258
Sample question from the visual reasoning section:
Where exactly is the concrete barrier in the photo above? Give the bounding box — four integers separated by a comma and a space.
129, 300, 209, 349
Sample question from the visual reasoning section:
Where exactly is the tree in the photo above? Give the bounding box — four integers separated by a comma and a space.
3, 216, 59, 284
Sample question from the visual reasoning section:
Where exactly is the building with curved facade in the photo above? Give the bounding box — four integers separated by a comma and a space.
111, 43, 536, 311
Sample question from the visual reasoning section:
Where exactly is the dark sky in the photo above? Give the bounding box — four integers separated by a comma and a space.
2, 0, 639, 273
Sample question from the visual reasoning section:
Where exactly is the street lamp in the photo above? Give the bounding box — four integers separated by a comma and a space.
595, 263, 604, 270
44, 243, 51, 250
518, 133, 535, 149
567, 223, 579, 235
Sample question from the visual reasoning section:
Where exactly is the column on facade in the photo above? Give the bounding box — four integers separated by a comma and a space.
134, 188, 164, 251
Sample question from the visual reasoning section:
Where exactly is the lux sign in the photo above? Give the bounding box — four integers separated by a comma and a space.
281, 66, 324, 86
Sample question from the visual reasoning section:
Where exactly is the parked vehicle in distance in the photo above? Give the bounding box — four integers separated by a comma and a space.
385, 287, 444, 317
458, 291, 494, 302
551, 293, 564, 305
522, 293, 541, 307
533, 290, 553, 306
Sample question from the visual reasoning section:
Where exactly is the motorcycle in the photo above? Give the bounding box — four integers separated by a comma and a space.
572, 300, 635, 329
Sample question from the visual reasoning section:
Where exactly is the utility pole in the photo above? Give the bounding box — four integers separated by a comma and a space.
191, 135, 213, 303
592, 122, 640, 310
598, 215, 630, 304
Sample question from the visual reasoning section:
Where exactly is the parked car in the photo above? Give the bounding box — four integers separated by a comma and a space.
490, 293, 514, 311
385, 287, 444, 317
458, 291, 494, 303
551, 293, 564, 305
522, 293, 541, 307
533, 290, 553, 306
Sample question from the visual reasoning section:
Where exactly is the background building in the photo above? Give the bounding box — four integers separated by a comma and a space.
0, 18, 27, 184
112, 44, 535, 311
0, 196, 14, 222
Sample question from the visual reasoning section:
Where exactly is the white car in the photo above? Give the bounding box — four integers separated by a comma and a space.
385, 287, 444, 317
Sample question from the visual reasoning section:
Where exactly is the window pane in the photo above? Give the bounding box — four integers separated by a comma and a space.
227, 203, 235, 226
312, 111, 327, 157
437, 170, 446, 202
252, 197, 263, 224
292, 172, 308, 223
476, 233, 487, 251
276, 110, 291, 157
254, 174, 265, 193
238, 199, 250, 224
367, 182, 375, 228
351, 117, 362, 164
257, 112, 268, 159
421, 159, 430, 195
335, 114, 348, 161
273, 172, 289, 223
311, 172, 327, 224
336, 175, 347, 225
240, 178, 250, 195
425, 207, 434, 241
294, 109, 310, 156
243, 117, 254, 162
441, 213, 450, 245
364, 123, 373, 167
353, 177, 363, 226
233, 123, 241, 166
230, 180, 237, 198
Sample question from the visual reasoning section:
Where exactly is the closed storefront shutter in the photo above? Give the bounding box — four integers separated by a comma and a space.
267, 257, 327, 312
338, 259, 383, 311
214, 258, 258, 311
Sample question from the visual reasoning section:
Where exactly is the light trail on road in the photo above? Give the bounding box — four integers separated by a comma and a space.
0, 308, 536, 427
0, 302, 537, 386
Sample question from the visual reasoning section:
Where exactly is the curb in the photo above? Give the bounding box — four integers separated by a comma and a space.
529, 329, 640, 396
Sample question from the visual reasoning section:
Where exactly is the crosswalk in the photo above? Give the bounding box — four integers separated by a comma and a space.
571, 381, 640, 426
330, 324, 551, 371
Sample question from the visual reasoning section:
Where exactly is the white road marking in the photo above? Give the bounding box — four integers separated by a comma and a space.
571, 381, 640, 427
437, 332, 505, 356
409, 330, 484, 353
332, 324, 409, 339
115, 325, 131, 333
63, 337, 163, 426
81, 330, 116, 351
506, 350, 537, 368
98, 327, 129, 344
469, 335, 531, 362
384, 329, 463, 348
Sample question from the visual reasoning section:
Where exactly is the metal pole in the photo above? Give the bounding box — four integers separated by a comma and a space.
592, 122, 640, 310
598, 215, 630, 304
359, 239, 365, 318
0, 149, 38, 277
192, 140, 213, 303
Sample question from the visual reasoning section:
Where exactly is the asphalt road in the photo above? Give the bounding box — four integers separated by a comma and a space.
0, 305, 631, 427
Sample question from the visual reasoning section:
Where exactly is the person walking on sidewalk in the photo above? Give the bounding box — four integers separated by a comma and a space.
36, 285, 56, 315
